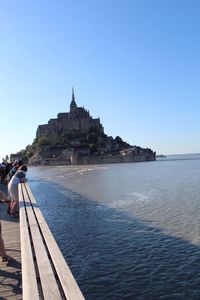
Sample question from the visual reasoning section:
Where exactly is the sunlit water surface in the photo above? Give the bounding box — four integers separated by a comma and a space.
28, 155, 200, 299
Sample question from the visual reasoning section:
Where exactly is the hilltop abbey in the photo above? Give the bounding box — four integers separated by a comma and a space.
20, 89, 156, 165
37, 88, 104, 140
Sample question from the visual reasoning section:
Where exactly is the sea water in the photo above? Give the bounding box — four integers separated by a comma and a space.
28, 154, 200, 299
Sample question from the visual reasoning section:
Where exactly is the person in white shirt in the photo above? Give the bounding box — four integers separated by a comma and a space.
8, 165, 28, 216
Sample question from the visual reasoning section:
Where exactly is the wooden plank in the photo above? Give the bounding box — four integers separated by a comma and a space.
19, 207, 27, 228
29, 222, 61, 299
20, 219, 40, 299
25, 206, 37, 226
24, 200, 61, 299
34, 207, 85, 300
18, 183, 24, 208
20, 183, 31, 206
40, 221, 85, 300
19, 183, 40, 300
24, 182, 37, 204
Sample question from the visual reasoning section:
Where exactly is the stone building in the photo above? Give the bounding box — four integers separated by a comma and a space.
29, 88, 156, 165
36, 88, 104, 139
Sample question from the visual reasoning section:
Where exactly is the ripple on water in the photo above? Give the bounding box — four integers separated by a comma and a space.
28, 159, 200, 300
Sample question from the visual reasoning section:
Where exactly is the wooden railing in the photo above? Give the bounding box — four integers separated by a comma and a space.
19, 182, 85, 300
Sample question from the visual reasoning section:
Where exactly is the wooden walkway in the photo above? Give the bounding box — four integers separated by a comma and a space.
0, 183, 84, 299
0, 202, 22, 300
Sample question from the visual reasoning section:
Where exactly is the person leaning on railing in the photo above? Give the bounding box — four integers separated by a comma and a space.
7, 165, 28, 217
6, 159, 24, 183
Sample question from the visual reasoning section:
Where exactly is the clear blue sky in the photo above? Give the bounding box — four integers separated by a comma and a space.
1, 0, 200, 160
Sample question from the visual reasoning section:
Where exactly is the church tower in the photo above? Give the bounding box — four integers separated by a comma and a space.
70, 87, 77, 111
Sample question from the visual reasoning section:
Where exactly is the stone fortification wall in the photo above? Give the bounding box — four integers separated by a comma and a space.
30, 153, 155, 166
71, 154, 155, 165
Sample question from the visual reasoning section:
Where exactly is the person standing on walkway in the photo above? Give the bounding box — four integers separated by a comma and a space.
6, 159, 23, 183
0, 190, 8, 262
0, 221, 7, 262
8, 164, 28, 216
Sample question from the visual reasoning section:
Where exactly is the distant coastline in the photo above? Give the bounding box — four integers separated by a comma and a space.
156, 153, 200, 162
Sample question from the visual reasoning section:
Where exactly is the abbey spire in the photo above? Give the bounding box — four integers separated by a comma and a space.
70, 87, 77, 111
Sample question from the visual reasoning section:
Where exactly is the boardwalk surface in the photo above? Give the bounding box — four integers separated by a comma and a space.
0, 190, 22, 300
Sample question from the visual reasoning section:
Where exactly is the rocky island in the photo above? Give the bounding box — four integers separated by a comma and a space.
12, 89, 156, 165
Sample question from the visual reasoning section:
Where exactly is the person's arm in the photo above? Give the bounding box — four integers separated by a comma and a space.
16, 171, 26, 183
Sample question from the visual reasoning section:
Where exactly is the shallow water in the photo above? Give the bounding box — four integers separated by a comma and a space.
28, 155, 200, 299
